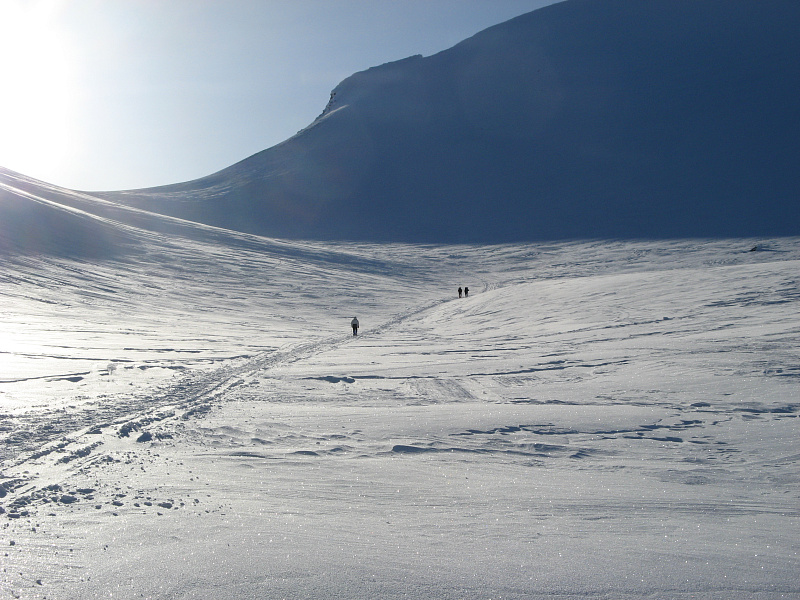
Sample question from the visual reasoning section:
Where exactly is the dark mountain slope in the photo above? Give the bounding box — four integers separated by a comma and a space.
98, 0, 800, 242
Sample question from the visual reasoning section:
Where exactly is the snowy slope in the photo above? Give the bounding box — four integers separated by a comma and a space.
0, 168, 143, 258
1, 1, 799, 596
96, 0, 800, 242
1, 235, 798, 599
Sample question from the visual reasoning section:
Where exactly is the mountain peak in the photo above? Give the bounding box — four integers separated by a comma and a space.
95, 0, 800, 242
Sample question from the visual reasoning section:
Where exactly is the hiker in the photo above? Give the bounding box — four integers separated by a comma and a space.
351, 317, 359, 336
464, 286, 469, 297
458, 287, 463, 298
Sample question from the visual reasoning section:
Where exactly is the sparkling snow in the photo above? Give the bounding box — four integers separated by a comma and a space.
1, 235, 798, 599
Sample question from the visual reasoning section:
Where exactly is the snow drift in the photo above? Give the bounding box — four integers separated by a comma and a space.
95, 0, 800, 243
0, 168, 140, 258
2, 235, 799, 599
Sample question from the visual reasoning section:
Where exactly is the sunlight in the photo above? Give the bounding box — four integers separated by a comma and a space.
0, 0, 78, 179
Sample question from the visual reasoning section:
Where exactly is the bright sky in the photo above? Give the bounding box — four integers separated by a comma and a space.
0, 0, 559, 191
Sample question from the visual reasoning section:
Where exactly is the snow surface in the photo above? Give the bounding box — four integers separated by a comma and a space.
2, 231, 798, 599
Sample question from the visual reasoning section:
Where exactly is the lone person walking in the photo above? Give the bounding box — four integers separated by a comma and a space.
351, 317, 359, 336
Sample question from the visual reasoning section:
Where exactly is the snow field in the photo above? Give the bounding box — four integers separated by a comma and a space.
1, 237, 798, 598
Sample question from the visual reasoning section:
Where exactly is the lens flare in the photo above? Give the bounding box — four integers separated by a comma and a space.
0, 0, 78, 180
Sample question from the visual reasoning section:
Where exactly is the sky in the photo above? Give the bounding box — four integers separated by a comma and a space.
0, 0, 559, 191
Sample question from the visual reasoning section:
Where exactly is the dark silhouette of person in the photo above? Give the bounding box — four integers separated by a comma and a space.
458, 287, 463, 298
464, 287, 469, 297
351, 317, 359, 336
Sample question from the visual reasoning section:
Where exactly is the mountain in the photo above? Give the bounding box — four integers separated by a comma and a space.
2, 3, 800, 592
2, 0, 799, 248
89, 0, 799, 243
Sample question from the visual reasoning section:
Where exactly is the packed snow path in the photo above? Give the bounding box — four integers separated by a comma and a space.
0, 289, 457, 468
1, 238, 799, 599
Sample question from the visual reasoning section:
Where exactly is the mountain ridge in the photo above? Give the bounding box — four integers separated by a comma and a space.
5, 0, 800, 245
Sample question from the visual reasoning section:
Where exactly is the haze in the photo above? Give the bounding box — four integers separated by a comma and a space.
0, 0, 558, 191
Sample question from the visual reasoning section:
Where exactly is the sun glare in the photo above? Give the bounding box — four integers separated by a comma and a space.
0, 0, 78, 180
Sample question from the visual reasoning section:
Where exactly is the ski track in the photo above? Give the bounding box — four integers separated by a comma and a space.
1, 238, 799, 599
0, 293, 455, 499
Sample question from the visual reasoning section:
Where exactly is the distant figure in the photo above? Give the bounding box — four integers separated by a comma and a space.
458, 287, 463, 298
351, 317, 359, 336
464, 286, 469, 297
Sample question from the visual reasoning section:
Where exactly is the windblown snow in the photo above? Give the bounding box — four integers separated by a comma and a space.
1, 225, 798, 598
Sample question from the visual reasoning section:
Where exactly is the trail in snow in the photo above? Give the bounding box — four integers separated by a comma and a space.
1, 237, 799, 600
0, 299, 433, 470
